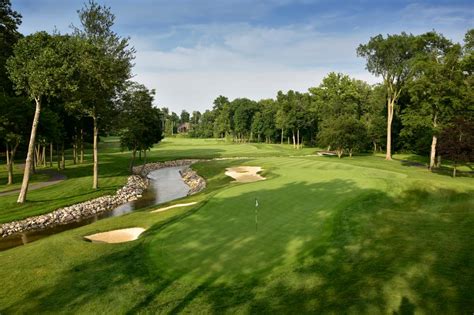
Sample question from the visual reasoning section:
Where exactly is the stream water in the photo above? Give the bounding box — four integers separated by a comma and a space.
0, 166, 189, 252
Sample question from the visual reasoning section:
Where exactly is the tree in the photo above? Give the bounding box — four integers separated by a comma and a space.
72, 0, 134, 189
259, 99, 278, 143
0, 94, 32, 184
232, 98, 257, 142
403, 32, 463, 169
190, 111, 201, 125
363, 85, 386, 153
119, 82, 163, 173
358, 33, 417, 160
251, 112, 264, 142
189, 109, 214, 138
180, 110, 190, 124
437, 117, 474, 177
7, 32, 79, 203
276, 90, 301, 148
212, 96, 231, 138
318, 115, 368, 158
0, 0, 22, 94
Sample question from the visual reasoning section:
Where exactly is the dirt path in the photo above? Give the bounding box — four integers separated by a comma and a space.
0, 169, 67, 197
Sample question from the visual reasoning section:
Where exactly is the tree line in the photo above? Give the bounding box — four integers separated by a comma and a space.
0, 0, 163, 203
181, 30, 473, 175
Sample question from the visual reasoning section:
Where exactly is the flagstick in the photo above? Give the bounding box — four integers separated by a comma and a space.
255, 208, 258, 232
255, 198, 259, 232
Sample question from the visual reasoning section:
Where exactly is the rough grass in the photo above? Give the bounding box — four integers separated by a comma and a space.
0, 138, 473, 314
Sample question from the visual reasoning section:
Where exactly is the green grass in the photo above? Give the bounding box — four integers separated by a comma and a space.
0, 138, 316, 223
0, 138, 473, 314
0, 164, 50, 193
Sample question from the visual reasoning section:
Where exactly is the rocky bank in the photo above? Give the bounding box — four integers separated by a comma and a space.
1, 159, 206, 238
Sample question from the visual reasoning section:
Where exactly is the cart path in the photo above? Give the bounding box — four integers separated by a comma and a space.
0, 168, 67, 197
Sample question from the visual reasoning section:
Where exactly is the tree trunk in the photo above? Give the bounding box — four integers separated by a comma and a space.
6, 144, 12, 185
61, 142, 65, 170
32, 154, 36, 174
92, 115, 99, 189
7, 141, 19, 185
292, 131, 296, 149
73, 142, 77, 165
57, 143, 60, 170
42, 145, 46, 167
129, 148, 137, 174
297, 129, 300, 150
373, 141, 377, 154
281, 129, 284, 145
139, 150, 147, 175
436, 155, 441, 168
17, 97, 41, 203
349, 148, 353, 158
429, 135, 437, 170
49, 143, 53, 167
80, 128, 84, 164
453, 163, 457, 178
386, 97, 394, 160
337, 148, 343, 158
34, 145, 39, 168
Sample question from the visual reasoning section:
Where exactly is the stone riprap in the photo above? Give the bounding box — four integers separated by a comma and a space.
180, 166, 206, 195
133, 159, 206, 195
0, 175, 148, 238
1, 159, 207, 238
132, 159, 200, 175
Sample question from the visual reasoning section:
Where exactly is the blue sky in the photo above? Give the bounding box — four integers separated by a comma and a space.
14, 0, 474, 113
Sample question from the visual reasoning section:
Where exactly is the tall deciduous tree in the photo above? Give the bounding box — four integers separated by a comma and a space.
7, 32, 79, 203
404, 32, 463, 169
73, 0, 134, 189
0, 94, 32, 184
358, 33, 417, 160
0, 0, 22, 95
119, 82, 163, 173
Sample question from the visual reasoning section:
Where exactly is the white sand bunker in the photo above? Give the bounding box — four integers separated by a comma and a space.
84, 227, 146, 244
225, 166, 266, 183
151, 202, 198, 213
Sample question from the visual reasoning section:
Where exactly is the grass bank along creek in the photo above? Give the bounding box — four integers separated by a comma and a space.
0, 160, 206, 251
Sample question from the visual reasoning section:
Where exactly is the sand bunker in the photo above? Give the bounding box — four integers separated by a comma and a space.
84, 227, 145, 244
225, 166, 266, 183
151, 202, 198, 213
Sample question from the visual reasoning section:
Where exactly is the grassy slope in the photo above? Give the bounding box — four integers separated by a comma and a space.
0, 138, 472, 314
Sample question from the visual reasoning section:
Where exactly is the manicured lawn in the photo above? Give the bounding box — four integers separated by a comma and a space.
0, 137, 316, 223
0, 138, 472, 314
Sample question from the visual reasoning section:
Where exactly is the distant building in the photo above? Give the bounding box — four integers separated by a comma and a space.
177, 122, 191, 133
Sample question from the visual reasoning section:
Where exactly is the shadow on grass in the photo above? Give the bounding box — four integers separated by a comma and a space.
3, 179, 473, 314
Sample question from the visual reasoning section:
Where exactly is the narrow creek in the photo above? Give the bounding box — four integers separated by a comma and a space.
0, 166, 189, 252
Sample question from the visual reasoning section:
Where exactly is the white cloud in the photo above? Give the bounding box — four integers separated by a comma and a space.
130, 23, 379, 112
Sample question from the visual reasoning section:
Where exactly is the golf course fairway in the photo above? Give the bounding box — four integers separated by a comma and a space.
0, 139, 472, 314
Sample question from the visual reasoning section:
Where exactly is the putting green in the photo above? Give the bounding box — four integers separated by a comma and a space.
150, 158, 388, 278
